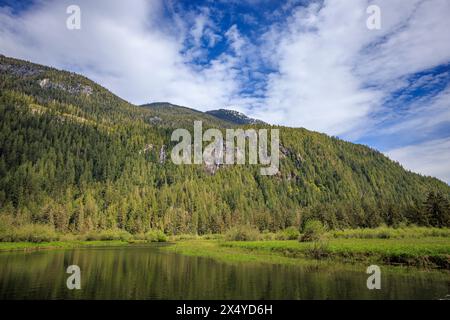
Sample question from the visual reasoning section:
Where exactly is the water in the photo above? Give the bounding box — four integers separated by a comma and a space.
0, 244, 448, 299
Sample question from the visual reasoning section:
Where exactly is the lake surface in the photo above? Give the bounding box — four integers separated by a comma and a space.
0, 244, 449, 300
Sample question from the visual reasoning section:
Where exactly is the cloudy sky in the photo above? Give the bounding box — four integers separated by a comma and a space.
0, 0, 449, 183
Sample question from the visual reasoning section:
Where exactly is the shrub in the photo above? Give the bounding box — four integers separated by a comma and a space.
300, 220, 326, 242
225, 225, 260, 241
200, 234, 224, 240
305, 238, 330, 259
261, 232, 276, 241
168, 234, 199, 241
144, 229, 167, 242
83, 230, 131, 241
277, 226, 300, 240
58, 233, 78, 241
1, 224, 59, 243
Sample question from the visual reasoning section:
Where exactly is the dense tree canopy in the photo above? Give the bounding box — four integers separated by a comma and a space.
1, 55, 449, 234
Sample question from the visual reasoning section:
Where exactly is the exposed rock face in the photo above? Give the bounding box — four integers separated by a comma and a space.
280, 143, 303, 167
38, 78, 50, 88
80, 85, 93, 95
0, 59, 92, 97
160, 141, 296, 176
206, 109, 266, 125
142, 140, 297, 174
147, 116, 162, 124
38, 78, 93, 96
0, 61, 43, 77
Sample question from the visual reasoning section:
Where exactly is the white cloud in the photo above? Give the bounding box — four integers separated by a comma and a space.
387, 138, 450, 184
248, 0, 450, 138
225, 25, 245, 56
356, 0, 450, 85
2, 0, 449, 134
0, 0, 243, 109
380, 84, 450, 137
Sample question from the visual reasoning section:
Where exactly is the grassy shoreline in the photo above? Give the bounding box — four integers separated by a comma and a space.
163, 238, 450, 270
1, 227, 449, 270
0, 240, 131, 252
222, 238, 450, 269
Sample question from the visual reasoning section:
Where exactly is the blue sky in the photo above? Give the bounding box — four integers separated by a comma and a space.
0, 0, 449, 183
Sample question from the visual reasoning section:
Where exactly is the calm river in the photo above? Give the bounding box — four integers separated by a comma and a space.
0, 245, 448, 299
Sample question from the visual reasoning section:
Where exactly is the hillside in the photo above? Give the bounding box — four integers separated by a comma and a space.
140, 102, 237, 127
205, 109, 266, 125
1, 55, 449, 235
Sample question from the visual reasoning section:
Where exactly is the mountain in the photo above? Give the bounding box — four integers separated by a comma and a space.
140, 103, 265, 126
1, 54, 449, 235
205, 109, 266, 125
140, 102, 238, 127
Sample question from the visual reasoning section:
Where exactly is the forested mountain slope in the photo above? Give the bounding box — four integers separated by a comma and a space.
205, 109, 266, 125
1, 55, 449, 234
140, 102, 237, 127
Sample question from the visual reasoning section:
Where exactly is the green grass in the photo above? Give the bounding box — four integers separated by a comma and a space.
0, 240, 130, 252
331, 226, 450, 239
221, 238, 450, 269
163, 240, 318, 266
162, 236, 450, 270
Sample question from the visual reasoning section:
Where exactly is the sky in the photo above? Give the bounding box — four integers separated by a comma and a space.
0, 0, 449, 183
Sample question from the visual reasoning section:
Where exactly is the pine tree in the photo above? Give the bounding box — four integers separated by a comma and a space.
424, 192, 450, 227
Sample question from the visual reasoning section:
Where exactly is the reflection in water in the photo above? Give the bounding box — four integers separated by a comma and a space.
0, 245, 448, 299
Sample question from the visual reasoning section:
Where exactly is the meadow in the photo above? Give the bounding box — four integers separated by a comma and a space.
162, 226, 450, 269
219, 238, 450, 268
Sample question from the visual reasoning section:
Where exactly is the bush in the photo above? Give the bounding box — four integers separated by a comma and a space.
0, 224, 59, 243
305, 238, 330, 258
144, 229, 167, 242
169, 234, 199, 241
58, 233, 78, 241
83, 230, 131, 241
200, 234, 224, 240
300, 220, 326, 242
261, 231, 276, 241
276, 226, 300, 240
225, 225, 260, 241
